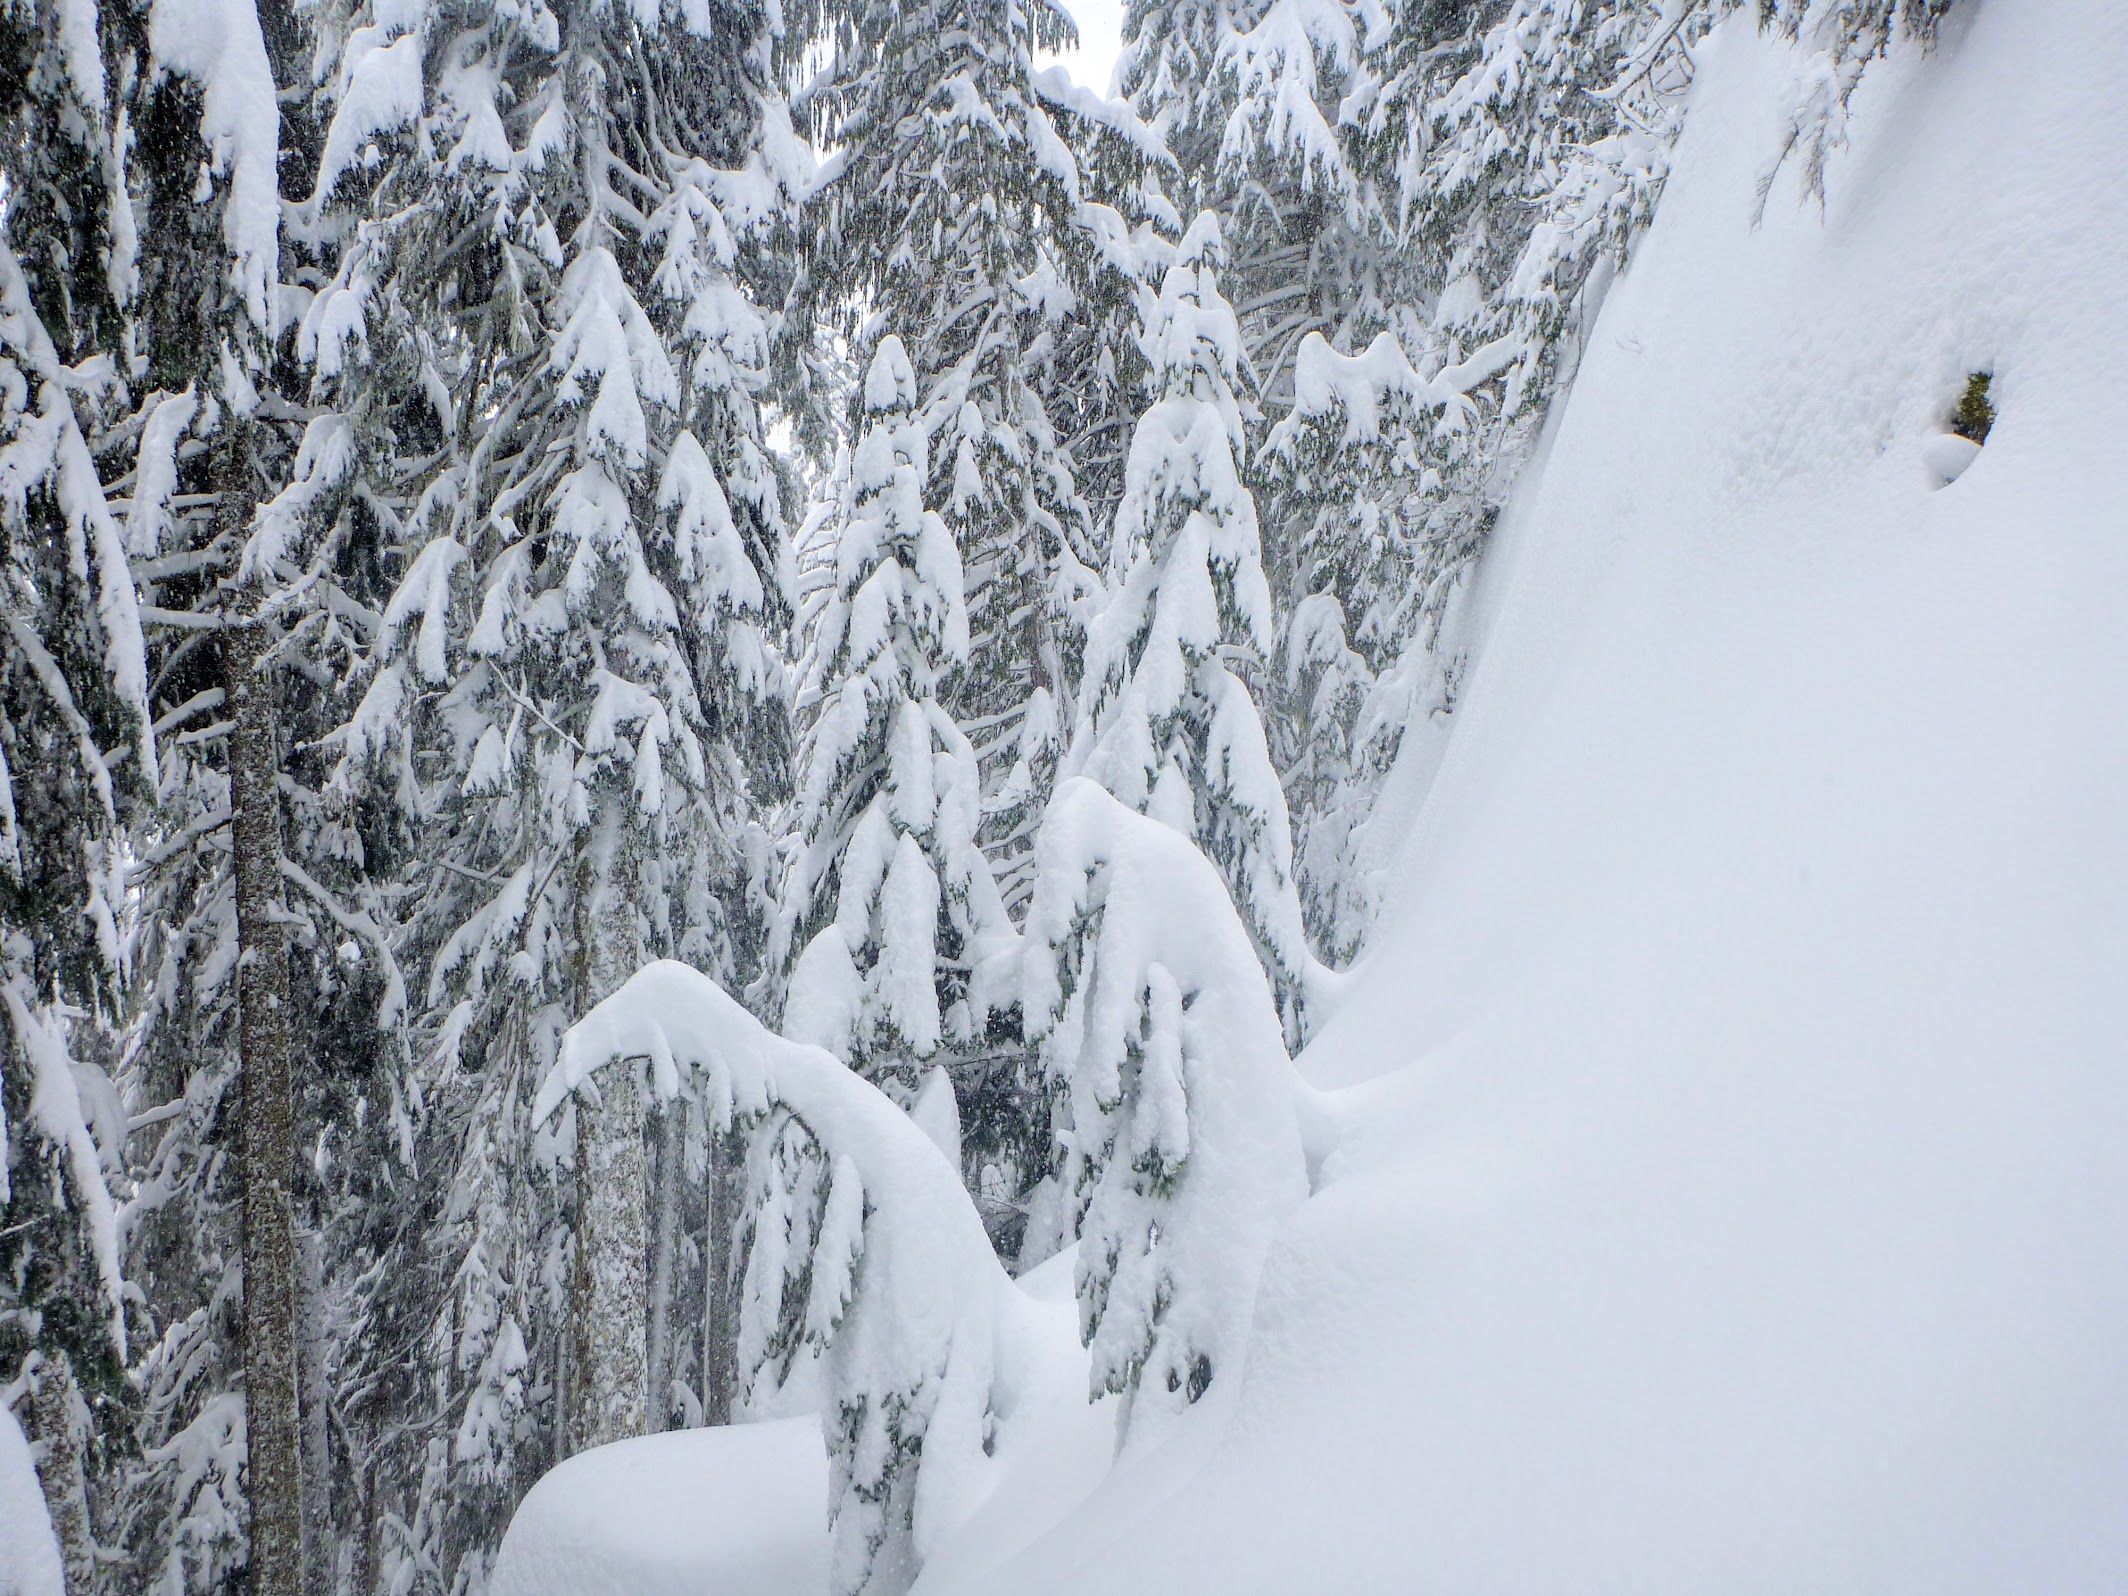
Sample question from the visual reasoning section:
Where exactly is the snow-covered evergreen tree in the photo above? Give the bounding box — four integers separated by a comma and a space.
540, 962, 1024, 1595
1068, 213, 1315, 1030
1258, 327, 1491, 954
1116, 0, 1239, 182
777, 338, 1011, 1098
11, 186, 143, 1596
0, 29, 147, 1545
1233, 0, 1700, 953
542, 950, 1293, 1593
98, 1, 362, 1587
794, 0, 1166, 916
1119, 0, 1385, 393
276, 0, 804, 1582
1021, 777, 1306, 1442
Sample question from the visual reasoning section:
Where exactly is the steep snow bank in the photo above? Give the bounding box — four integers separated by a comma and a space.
929, 5, 2128, 1592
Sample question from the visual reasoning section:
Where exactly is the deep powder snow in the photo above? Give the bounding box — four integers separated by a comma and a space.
916, 5, 2128, 1592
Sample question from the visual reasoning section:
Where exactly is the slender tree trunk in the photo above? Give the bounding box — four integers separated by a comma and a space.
566, 820, 648, 1454
298, 1231, 334, 1596
29, 1352, 94, 1594
552, 1316, 569, 1470
357, 1454, 382, 1596
703, 1127, 740, 1425
568, 1071, 648, 1451
226, 598, 305, 1596
643, 1102, 683, 1433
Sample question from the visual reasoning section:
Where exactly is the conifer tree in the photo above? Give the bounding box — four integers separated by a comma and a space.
1120, 0, 1383, 391
0, 5, 150, 1569
99, 1, 350, 1588
777, 337, 1011, 1099
794, 0, 1166, 916
1233, 0, 1702, 953
1021, 779, 1306, 1445
1067, 214, 1315, 1032
280, 0, 802, 1580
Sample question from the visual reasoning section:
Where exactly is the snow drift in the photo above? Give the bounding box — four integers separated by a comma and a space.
920, 5, 2128, 1592
488, 1418, 827, 1596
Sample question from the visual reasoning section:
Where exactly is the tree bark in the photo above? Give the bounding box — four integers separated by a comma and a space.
567, 1070, 648, 1452
565, 820, 648, 1454
643, 1102, 682, 1433
357, 1454, 382, 1596
226, 603, 305, 1596
298, 1231, 334, 1596
28, 1352, 94, 1594
703, 1126, 740, 1425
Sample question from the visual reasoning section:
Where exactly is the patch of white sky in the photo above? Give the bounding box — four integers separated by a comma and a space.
1041, 0, 1128, 94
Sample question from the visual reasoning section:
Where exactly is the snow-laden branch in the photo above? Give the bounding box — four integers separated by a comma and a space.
1023, 779, 1310, 1446
537, 964, 1029, 1595
1, 976, 128, 1357
146, 0, 280, 335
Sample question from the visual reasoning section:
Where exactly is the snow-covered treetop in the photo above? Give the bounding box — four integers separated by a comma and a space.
824, 337, 969, 687
1138, 213, 1249, 442
1099, 212, 1266, 644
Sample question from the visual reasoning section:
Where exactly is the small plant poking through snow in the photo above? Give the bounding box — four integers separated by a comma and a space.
1950, 371, 1995, 443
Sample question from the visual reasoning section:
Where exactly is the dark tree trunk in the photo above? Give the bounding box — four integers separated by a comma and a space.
644, 1102, 683, 1433
299, 1231, 334, 1596
703, 1127, 741, 1425
565, 819, 649, 1454
225, 595, 305, 1596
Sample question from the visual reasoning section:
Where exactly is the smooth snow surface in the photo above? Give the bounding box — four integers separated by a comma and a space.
0, 1404, 63, 1596
925, 6, 2128, 1593
489, 1418, 827, 1596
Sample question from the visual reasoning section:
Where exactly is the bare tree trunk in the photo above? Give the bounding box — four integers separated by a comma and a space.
29, 1352, 94, 1594
298, 1231, 334, 1596
643, 1102, 683, 1433
568, 1072, 648, 1451
565, 821, 648, 1454
357, 1454, 382, 1596
552, 1314, 569, 1470
226, 600, 305, 1596
703, 1127, 740, 1425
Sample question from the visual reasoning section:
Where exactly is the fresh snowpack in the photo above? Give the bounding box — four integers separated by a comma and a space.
495, 3, 2128, 1591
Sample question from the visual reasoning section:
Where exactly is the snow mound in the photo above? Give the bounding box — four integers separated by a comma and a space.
489, 1418, 828, 1596
922, 5, 2128, 1593
1919, 429, 1981, 486
0, 1404, 64, 1596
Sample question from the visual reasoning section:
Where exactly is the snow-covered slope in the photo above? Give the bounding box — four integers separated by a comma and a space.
927, 5, 2128, 1591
